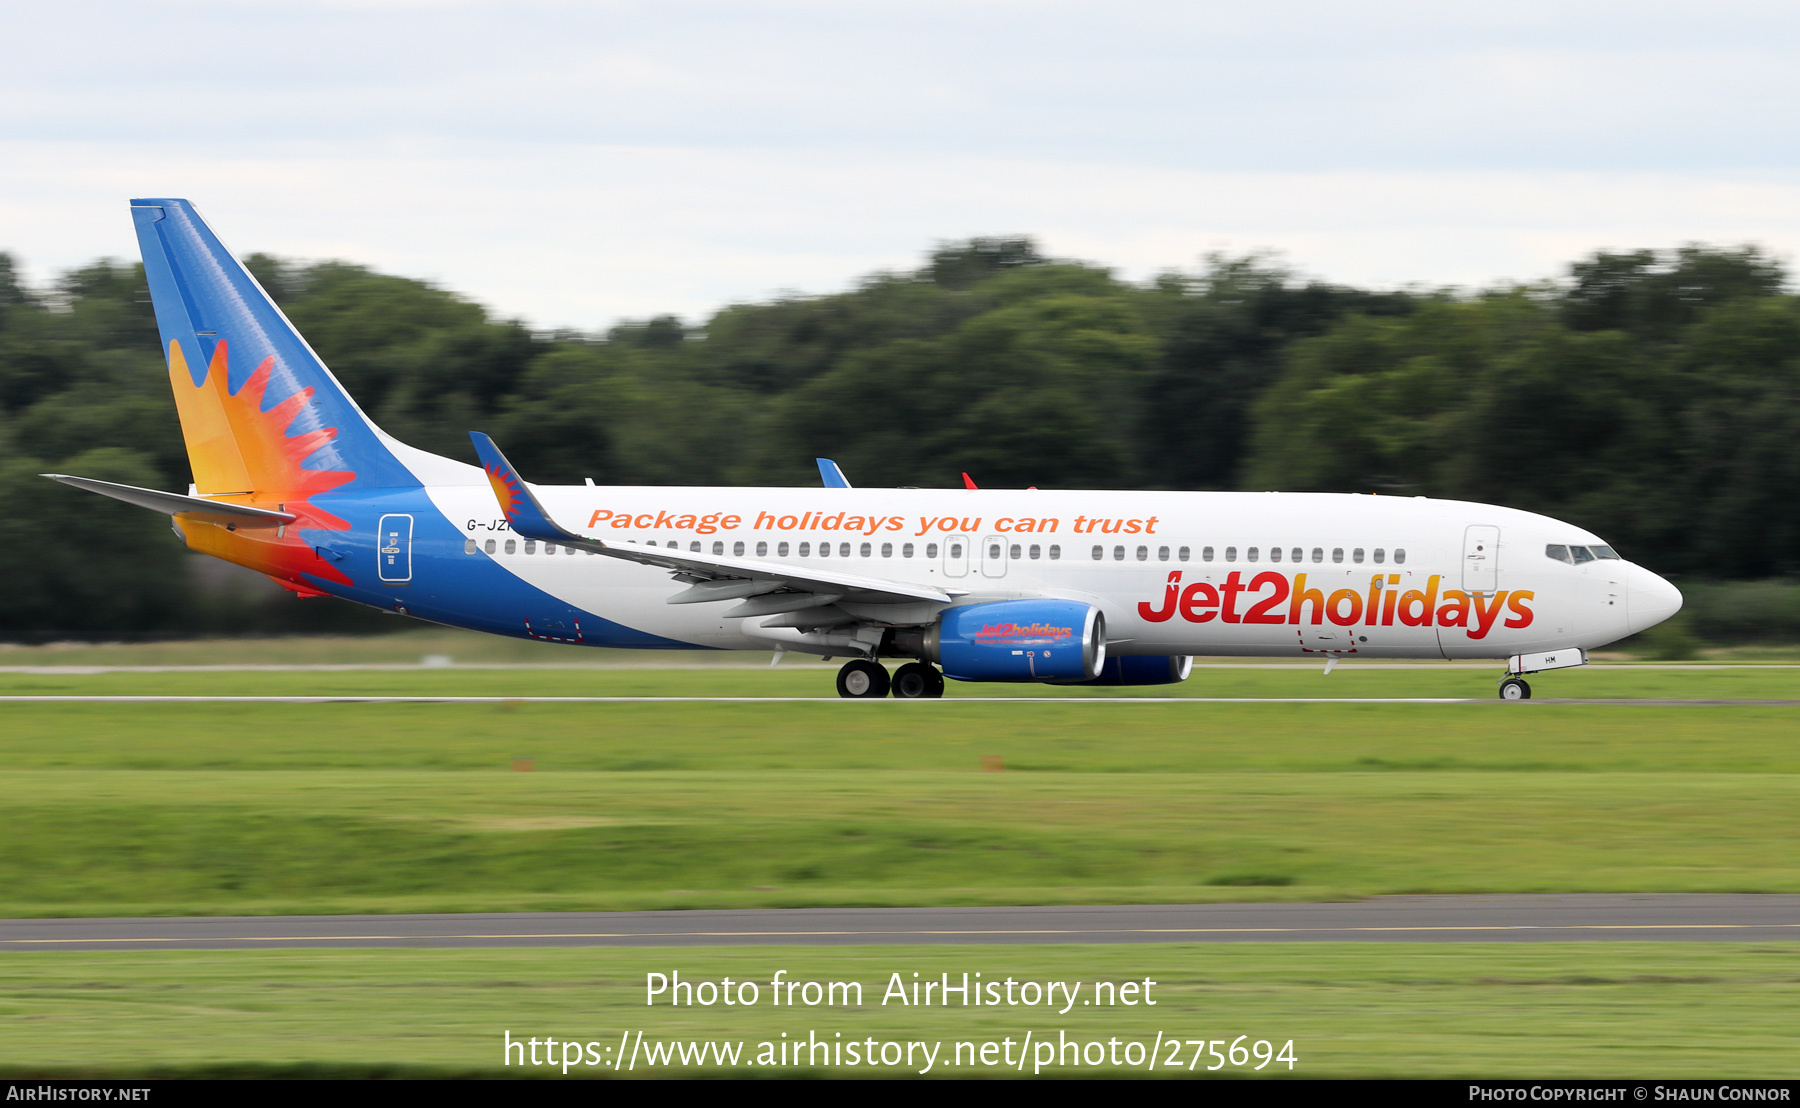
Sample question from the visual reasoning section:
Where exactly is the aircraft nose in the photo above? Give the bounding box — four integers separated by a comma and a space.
1626, 563, 1683, 635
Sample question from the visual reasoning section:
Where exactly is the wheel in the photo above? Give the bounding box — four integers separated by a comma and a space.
891, 661, 944, 699
1499, 677, 1531, 701
836, 659, 890, 699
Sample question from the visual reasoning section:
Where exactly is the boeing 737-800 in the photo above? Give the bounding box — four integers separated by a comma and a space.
46, 200, 1684, 698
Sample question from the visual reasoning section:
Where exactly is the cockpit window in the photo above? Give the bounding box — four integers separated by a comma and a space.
1570, 545, 1595, 565
1591, 545, 1620, 559
1545, 544, 1573, 564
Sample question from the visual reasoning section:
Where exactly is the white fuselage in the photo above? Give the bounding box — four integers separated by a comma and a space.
423, 485, 1681, 658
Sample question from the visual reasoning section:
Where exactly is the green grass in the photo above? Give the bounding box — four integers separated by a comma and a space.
2, 944, 1797, 1077
0, 664, 1797, 915
3, 659, 1800, 699
5, 657, 1799, 1078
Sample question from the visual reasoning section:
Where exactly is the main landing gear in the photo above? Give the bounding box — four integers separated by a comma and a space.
1498, 677, 1532, 701
836, 660, 944, 699
891, 661, 945, 699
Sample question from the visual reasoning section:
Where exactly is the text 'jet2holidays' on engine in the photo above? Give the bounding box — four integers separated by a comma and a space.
45, 200, 1684, 699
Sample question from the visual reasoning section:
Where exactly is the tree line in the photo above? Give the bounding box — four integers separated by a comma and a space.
1, 238, 1794, 639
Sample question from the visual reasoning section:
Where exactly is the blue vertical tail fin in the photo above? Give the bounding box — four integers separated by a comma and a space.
129, 199, 474, 493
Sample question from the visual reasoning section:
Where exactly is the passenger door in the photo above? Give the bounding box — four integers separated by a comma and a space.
1462, 525, 1499, 594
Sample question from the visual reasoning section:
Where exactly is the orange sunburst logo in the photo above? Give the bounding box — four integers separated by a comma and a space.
168, 339, 358, 587
483, 462, 526, 525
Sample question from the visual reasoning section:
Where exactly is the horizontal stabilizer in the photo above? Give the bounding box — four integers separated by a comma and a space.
42, 474, 296, 527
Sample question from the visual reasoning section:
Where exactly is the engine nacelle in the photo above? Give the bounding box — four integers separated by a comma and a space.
1053, 654, 1193, 686
925, 600, 1106, 682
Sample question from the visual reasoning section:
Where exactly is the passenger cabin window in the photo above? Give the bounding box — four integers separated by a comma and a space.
1092, 546, 1104, 561
1029, 544, 1041, 560
1158, 546, 1170, 562
1048, 545, 1061, 560
524, 540, 537, 554
926, 543, 939, 558
1203, 546, 1214, 562
484, 538, 497, 554
1010, 544, 1022, 560
734, 541, 745, 556
504, 539, 516, 555
862, 542, 873, 558
1247, 547, 1259, 562
1394, 549, 1406, 565
1332, 547, 1343, 563
1570, 545, 1595, 565
777, 542, 789, 556
903, 543, 915, 558
1178, 546, 1190, 562
689, 541, 701, 552
1269, 547, 1282, 563
1224, 546, 1236, 562
799, 542, 811, 556
839, 542, 851, 557
989, 541, 1002, 560
1292, 547, 1303, 562
464, 538, 476, 554
1373, 548, 1385, 564
948, 541, 962, 559
1352, 548, 1364, 564
1113, 546, 1126, 561
882, 542, 893, 557
756, 541, 768, 556
1136, 545, 1148, 561
543, 544, 556, 555
1312, 547, 1323, 563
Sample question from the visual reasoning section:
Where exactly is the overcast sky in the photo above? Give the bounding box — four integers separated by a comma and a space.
4, 0, 1799, 329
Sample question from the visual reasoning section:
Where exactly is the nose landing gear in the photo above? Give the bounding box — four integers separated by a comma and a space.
1498, 677, 1532, 700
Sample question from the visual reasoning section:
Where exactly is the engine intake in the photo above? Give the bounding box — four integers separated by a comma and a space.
923, 600, 1106, 682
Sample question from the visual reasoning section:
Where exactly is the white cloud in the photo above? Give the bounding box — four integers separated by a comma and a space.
4, 141, 1796, 330
4, 2, 1799, 327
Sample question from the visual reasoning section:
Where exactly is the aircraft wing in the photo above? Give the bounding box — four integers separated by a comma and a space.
468, 433, 956, 613
816, 458, 852, 488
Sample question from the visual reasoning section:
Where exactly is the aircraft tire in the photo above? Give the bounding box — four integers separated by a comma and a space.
837, 659, 890, 699
892, 661, 944, 699
1499, 677, 1531, 701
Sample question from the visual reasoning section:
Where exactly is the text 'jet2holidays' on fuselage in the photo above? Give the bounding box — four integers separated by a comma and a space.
44, 200, 1684, 699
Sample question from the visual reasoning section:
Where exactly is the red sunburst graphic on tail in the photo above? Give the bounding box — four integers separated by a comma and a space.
167, 339, 358, 588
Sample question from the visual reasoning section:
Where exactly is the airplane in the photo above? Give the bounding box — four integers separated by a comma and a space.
44, 199, 1684, 700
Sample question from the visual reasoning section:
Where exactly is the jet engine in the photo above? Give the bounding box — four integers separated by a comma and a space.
915, 599, 1106, 682
1054, 654, 1193, 686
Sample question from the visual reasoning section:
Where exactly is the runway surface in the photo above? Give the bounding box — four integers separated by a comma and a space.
4, 695, 1799, 705
5, 896, 1798, 949
2, 663, 1794, 674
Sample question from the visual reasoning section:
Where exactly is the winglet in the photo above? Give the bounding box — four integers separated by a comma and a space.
468, 432, 581, 544
816, 458, 852, 488
962, 472, 979, 490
